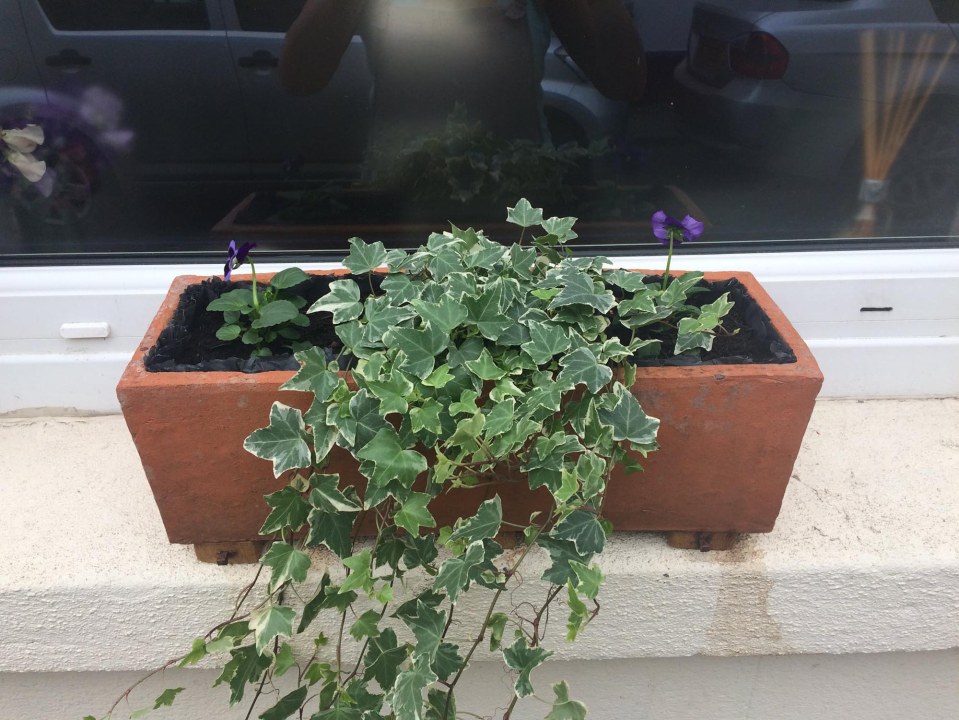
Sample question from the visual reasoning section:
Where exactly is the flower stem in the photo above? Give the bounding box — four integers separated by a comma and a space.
249, 260, 260, 311
661, 236, 674, 291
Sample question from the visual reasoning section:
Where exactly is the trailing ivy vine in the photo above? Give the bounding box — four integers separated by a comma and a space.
93, 199, 731, 720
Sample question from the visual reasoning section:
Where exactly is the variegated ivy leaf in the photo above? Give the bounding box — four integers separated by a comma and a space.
340, 548, 374, 595
597, 383, 660, 446
556, 346, 613, 393
306, 505, 357, 558
430, 245, 466, 277
380, 273, 423, 304
449, 496, 503, 542
261, 541, 311, 589
215, 645, 270, 705
404, 599, 447, 661
343, 237, 388, 274
553, 509, 607, 555
674, 318, 715, 354
394, 492, 437, 536
569, 560, 604, 599
541, 216, 578, 242
355, 427, 428, 491
463, 284, 511, 340
422, 363, 455, 389
364, 295, 418, 339
349, 609, 382, 640
244, 403, 311, 478
465, 238, 508, 270
545, 681, 588, 720
603, 268, 647, 292
503, 636, 552, 698
484, 398, 515, 438
280, 347, 339, 400
258, 686, 308, 720
360, 367, 415, 415
363, 628, 406, 690
309, 474, 361, 512
389, 323, 448, 379
446, 412, 486, 455
249, 604, 296, 655
506, 197, 543, 228
308, 279, 363, 323
410, 296, 468, 334
339, 389, 387, 450
548, 270, 616, 314
464, 348, 507, 381
260, 486, 311, 535
521, 321, 571, 365
389, 655, 437, 720
410, 398, 444, 435
675, 292, 734, 353
433, 539, 486, 603
660, 270, 703, 306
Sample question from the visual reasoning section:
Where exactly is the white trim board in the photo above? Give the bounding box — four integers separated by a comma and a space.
2, 249, 957, 413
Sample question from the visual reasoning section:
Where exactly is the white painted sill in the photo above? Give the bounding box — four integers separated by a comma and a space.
1, 397, 956, 676
2, 248, 959, 414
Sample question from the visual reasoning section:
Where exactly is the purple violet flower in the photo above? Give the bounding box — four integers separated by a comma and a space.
224, 240, 256, 281
651, 211, 704, 246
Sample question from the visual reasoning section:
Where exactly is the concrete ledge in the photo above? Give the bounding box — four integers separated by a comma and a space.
2, 399, 958, 675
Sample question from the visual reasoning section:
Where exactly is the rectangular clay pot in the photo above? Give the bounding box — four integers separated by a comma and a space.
117, 271, 822, 545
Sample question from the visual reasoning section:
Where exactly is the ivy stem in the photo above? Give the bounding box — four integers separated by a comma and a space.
442, 520, 550, 720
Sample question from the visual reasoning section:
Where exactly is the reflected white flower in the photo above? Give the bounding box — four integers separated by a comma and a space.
1, 123, 48, 182
4, 148, 46, 182
0, 124, 44, 153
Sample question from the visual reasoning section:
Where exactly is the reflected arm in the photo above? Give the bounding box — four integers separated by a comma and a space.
279, 0, 370, 95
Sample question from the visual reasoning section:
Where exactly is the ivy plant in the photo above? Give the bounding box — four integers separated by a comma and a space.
95, 200, 732, 720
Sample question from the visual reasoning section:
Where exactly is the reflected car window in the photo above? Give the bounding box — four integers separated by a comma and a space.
37, 0, 210, 31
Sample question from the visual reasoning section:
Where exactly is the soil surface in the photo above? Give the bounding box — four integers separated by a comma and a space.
145, 274, 794, 373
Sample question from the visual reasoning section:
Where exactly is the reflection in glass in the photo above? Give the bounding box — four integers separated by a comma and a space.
1, 0, 957, 259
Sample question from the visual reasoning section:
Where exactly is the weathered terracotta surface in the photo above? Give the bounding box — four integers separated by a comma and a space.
117, 271, 822, 544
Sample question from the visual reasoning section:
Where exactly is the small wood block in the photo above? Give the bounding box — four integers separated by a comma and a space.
666, 531, 739, 552
194, 541, 266, 565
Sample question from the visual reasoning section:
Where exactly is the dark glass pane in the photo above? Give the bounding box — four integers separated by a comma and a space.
2, 0, 958, 263
36, 0, 209, 32
235, 0, 306, 33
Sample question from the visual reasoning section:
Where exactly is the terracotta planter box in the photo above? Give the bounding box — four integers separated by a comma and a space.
117, 272, 822, 554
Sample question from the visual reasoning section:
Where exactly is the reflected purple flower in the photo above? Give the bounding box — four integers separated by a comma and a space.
651, 210, 704, 246
224, 240, 256, 281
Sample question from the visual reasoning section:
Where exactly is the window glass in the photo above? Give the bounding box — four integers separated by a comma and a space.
2, 0, 958, 262
35, 0, 210, 32
235, 0, 306, 33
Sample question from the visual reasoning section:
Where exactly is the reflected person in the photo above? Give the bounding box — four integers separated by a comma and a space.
279, 0, 645, 147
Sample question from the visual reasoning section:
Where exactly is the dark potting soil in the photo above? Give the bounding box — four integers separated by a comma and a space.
144, 274, 794, 373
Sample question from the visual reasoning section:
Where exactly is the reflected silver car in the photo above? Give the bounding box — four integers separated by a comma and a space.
673, 0, 959, 224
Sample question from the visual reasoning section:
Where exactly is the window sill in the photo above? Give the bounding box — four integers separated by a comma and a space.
2, 397, 956, 675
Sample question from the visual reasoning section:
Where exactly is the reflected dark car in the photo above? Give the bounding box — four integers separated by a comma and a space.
0, 0, 629, 231
673, 0, 959, 224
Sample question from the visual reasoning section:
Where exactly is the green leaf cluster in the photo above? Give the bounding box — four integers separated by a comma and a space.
208, 267, 312, 357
